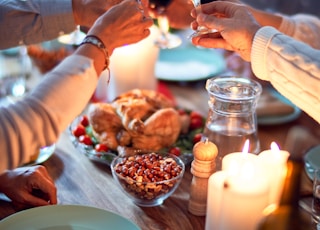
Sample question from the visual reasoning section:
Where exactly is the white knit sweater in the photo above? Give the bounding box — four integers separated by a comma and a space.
251, 14, 320, 123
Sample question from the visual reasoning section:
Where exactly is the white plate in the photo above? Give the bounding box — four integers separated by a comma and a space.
0, 205, 140, 230
257, 89, 301, 125
155, 45, 226, 81
304, 145, 320, 180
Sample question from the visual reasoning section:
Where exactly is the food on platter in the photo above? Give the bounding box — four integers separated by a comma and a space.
88, 89, 181, 154
70, 89, 205, 164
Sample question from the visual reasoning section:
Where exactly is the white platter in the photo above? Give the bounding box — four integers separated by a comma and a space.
0, 205, 140, 230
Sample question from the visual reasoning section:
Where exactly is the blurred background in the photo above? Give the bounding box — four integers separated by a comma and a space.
243, 0, 320, 16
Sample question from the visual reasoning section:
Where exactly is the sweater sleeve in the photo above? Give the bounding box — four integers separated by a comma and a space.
0, 0, 76, 49
0, 55, 99, 171
251, 26, 320, 124
278, 14, 320, 49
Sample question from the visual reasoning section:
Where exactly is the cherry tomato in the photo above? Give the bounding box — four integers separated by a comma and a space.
190, 116, 204, 130
193, 133, 203, 144
95, 143, 109, 152
190, 111, 203, 120
72, 124, 86, 137
169, 147, 181, 156
79, 134, 93, 146
177, 108, 187, 116
80, 115, 89, 127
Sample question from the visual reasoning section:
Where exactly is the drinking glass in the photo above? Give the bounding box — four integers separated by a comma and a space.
148, 0, 181, 49
189, 0, 218, 38
312, 169, 320, 224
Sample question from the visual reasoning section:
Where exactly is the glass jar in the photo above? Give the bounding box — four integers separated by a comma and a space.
203, 76, 262, 170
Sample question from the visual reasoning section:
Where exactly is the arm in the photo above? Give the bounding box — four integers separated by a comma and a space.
0, 0, 75, 49
0, 0, 125, 49
0, 0, 153, 171
251, 26, 320, 123
218, 0, 320, 48
191, 1, 320, 123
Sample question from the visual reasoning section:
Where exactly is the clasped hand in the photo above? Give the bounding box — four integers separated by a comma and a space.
0, 165, 57, 210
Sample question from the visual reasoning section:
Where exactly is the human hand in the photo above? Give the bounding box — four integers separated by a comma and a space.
190, 1, 261, 61
72, 0, 122, 27
0, 166, 57, 210
87, 0, 153, 55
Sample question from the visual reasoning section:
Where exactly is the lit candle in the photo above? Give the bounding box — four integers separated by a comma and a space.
258, 142, 289, 206
100, 25, 160, 102
206, 140, 270, 230
221, 139, 257, 172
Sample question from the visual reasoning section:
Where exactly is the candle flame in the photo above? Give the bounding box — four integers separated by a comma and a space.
242, 139, 250, 155
270, 142, 280, 152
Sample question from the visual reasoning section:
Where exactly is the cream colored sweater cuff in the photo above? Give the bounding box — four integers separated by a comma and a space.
251, 26, 281, 81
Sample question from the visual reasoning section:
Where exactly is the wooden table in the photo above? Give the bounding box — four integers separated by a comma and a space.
0, 80, 320, 229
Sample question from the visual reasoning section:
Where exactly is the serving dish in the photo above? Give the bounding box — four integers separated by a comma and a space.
257, 88, 301, 125
69, 108, 204, 166
0, 204, 140, 230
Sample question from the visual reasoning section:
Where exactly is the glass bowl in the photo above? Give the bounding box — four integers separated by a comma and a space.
111, 152, 185, 207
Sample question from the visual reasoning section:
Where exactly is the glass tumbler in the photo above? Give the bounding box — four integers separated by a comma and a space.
203, 76, 262, 170
312, 169, 320, 224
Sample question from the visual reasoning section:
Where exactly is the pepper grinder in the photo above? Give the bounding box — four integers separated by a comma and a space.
188, 138, 218, 216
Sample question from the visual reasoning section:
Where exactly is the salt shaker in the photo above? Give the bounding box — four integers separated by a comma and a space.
188, 138, 218, 216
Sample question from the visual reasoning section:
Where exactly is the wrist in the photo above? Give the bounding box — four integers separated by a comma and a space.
79, 35, 110, 71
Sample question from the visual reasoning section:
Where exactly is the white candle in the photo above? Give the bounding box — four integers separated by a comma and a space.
103, 25, 160, 101
206, 140, 270, 230
205, 171, 227, 230
258, 142, 289, 206
221, 140, 256, 173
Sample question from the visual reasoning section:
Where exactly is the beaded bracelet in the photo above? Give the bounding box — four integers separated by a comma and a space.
79, 35, 110, 71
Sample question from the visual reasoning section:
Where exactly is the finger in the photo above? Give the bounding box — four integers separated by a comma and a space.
36, 165, 51, 179
192, 36, 233, 50
33, 180, 57, 204
21, 192, 53, 206
190, 8, 197, 18
190, 21, 199, 30
200, 1, 238, 16
27, 169, 57, 204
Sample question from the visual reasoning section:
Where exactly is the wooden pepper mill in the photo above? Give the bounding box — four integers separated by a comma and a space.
188, 138, 218, 216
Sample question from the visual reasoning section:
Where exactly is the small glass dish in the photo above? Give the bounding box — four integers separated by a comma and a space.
111, 152, 185, 207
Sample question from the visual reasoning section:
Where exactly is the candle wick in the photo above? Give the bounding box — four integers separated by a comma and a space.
223, 180, 229, 189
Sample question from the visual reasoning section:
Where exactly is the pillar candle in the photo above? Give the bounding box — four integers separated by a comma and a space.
258, 142, 289, 206
206, 140, 270, 230
104, 25, 160, 102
